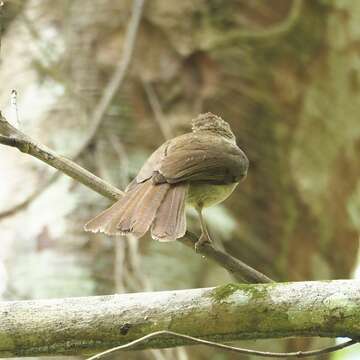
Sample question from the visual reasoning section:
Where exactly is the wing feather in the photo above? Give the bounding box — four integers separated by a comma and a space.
158, 134, 248, 184
130, 132, 248, 186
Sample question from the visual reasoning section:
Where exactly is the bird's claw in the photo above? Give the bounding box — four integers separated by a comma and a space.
195, 233, 211, 252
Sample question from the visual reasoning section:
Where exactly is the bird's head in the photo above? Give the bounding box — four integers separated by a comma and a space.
191, 113, 235, 142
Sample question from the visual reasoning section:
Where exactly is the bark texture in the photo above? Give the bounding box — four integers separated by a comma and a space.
1, 280, 360, 357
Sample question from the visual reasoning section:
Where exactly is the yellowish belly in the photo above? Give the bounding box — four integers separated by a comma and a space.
186, 182, 238, 209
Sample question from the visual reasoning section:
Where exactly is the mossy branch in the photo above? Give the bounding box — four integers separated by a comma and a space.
0, 280, 359, 357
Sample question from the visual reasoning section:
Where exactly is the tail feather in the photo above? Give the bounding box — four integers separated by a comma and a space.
151, 184, 188, 241
114, 181, 170, 237
83, 184, 142, 233
84, 181, 169, 236
103, 182, 152, 235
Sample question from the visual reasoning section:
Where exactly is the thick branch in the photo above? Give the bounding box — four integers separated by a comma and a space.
0, 113, 272, 284
0, 280, 359, 357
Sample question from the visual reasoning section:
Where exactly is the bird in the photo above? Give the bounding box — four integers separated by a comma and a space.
84, 112, 249, 247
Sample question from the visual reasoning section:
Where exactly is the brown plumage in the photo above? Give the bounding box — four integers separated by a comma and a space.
84, 112, 249, 243
85, 181, 170, 237
151, 184, 188, 241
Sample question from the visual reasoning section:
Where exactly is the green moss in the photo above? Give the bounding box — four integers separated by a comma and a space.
210, 283, 247, 303
0, 333, 14, 351
209, 283, 275, 304
244, 285, 270, 301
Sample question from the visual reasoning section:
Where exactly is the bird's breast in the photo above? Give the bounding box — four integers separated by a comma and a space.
186, 182, 238, 209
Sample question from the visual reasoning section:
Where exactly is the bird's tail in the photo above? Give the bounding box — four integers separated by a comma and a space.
151, 183, 188, 241
84, 180, 187, 240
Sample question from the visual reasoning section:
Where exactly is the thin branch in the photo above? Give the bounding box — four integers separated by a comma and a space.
0, 115, 123, 200
0, 0, 145, 220
74, 0, 145, 155
142, 79, 174, 140
0, 172, 58, 220
178, 231, 273, 283
0, 113, 271, 284
107, 131, 130, 189
87, 330, 357, 360
208, 0, 302, 49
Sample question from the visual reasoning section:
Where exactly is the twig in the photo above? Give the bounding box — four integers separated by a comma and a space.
0, 0, 145, 220
107, 131, 130, 189
86, 330, 357, 360
10, 90, 20, 127
207, 0, 302, 49
178, 231, 273, 283
0, 115, 123, 200
0, 113, 271, 283
142, 80, 174, 140
0, 172, 58, 220
74, 0, 145, 155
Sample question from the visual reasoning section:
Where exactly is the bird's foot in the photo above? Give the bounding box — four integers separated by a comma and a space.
195, 233, 211, 252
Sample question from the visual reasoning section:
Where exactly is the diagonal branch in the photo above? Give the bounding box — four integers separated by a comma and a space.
178, 231, 272, 283
0, 113, 272, 284
74, 0, 146, 155
142, 79, 174, 140
0, 0, 145, 220
0, 116, 123, 200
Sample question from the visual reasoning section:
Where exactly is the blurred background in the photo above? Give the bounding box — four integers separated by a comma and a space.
1, 0, 360, 359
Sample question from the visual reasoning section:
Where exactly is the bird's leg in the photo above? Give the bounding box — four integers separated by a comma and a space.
195, 206, 212, 251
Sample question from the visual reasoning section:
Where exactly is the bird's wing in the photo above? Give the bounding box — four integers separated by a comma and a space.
130, 141, 170, 186
132, 133, 248, 186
